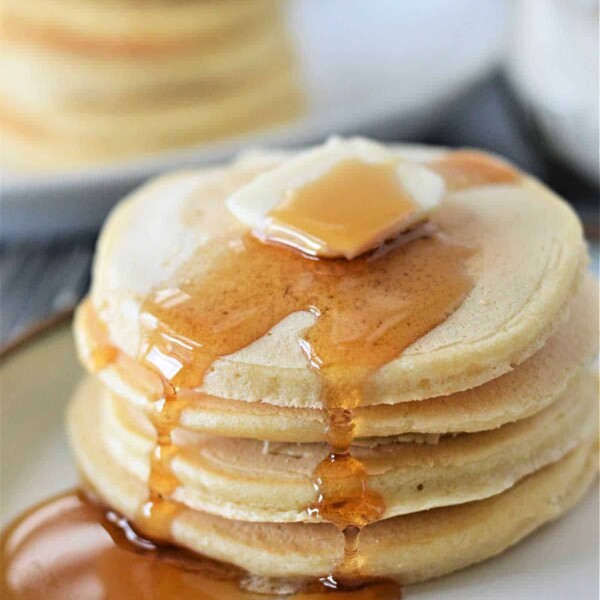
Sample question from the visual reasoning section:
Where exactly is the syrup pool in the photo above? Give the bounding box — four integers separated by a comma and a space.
0, 490, 402, 600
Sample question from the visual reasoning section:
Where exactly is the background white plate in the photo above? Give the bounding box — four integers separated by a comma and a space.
1, 321, 597, 599
1, 0, 507, 239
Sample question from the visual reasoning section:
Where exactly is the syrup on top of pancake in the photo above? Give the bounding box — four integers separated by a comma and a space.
1, 145, 520, 599
226, 138, 446, 259
132, 146, 516, 588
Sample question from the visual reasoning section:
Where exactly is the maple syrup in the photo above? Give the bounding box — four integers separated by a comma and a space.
265, 159, 420, 258
136, 160, 475, 587
1, 149, 521, 598
86, 306, 119, 373
89, 344, 117, 372
1, 490, 402, 599
431, 150, 519, 191
137, 378, 190, 541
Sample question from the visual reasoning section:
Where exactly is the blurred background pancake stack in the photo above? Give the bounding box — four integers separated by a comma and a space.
68, 145, 599, 590
0, 0, 304, 171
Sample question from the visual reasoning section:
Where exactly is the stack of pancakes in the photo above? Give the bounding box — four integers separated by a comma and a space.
69, 144, 598, 589
1, 0, 303, 171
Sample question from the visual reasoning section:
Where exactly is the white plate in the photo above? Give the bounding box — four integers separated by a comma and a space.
1, 320, 597, 599
1, 0, 507, 239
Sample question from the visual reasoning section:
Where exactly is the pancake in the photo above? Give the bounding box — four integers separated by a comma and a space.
79, 146, 587, 408
69, 370, 598, 524
1, 20, 295, 107
0, 0, 304, 170
74, 275, 599, 441
1, 65, 302, 170
1, 102, 302, 172
60, 141, 598, 593
67, 386, 599, 583
2, 0, 279, 51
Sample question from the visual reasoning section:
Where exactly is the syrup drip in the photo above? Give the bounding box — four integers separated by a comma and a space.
80, 305, 186, 541
137, 378, 190, 542
83, 302, 120, 374
131, 153, 511, 588
81, 301, 164, 398
90, 345, 119, 373
270, 161, 473, 585
139, 217, 473, 588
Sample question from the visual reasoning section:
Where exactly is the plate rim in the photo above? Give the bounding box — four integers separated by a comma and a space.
0, 309, 73, 360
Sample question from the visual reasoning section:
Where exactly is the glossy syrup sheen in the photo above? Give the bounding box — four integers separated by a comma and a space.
137, 158, 483, 587
265, 159, 419, 258
138, 381, 190, 541
127, 152, 519, 588
83, 303, 188, 541
139, 232, 471, 589
0, 490, 402, 600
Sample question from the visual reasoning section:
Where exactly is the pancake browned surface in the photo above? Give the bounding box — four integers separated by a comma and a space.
78, 146, 587, 407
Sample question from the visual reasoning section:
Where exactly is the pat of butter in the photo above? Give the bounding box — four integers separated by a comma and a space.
226, 137, 445, 259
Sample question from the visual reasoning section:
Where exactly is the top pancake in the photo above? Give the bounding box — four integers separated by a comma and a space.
83, 145, 587, 408
74, 275, 598, 440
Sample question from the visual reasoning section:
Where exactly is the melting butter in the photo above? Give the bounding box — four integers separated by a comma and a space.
226, 137, 445, 259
